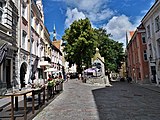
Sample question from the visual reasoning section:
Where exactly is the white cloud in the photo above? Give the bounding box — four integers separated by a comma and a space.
64, 0, 149, 47
88, 8, 114, 22
65, 8, 86, 28
64, 0, 114, 22
103, 15, 138, 46
50, 0, 65, 1
65, 0, 104, 12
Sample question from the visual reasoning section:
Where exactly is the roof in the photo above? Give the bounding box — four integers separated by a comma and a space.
92, 48, 104, 63
52, 40, 61, 49
126, 31, 135, 44
129, 31, 135, 39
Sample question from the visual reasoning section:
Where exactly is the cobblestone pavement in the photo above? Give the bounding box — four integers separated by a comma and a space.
33, 80, 160, 120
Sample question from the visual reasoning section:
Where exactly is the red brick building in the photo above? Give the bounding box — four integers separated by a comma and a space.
126, 24, 150, 83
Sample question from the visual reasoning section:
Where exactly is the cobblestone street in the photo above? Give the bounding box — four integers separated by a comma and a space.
33, 79, 160, 120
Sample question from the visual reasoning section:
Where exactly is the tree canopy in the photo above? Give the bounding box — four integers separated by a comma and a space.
62, 18, 124, 74
62, 18, 97, 73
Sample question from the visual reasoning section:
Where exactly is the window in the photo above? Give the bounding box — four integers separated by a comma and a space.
157, 38, 160, 58
31, 12, 34, 27
0, 2, 2, 8
149, 44, 153, 59
40, 25, 43, 36
22, 4, 26, 17
0, 11, 2, 22
155, 16, 160, 32
33, 40, 36, 55
143, 50, 147, 61
22, 30, 27, 49
35, 20, 39, 33
0, 1, 4, 23
141, 33, 146, 43
147, 25, 151, 38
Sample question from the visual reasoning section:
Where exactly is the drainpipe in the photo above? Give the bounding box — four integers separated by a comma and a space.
17, 0, 22, 89
28, 0, 32, 84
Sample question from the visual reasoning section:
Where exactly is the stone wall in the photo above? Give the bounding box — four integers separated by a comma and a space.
86, 77, 105, 84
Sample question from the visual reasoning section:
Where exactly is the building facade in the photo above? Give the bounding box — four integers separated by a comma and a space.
141, 0, 160, 85
0, 0, 18, 90
126, 24, 150, 83
17, 0, 46, 87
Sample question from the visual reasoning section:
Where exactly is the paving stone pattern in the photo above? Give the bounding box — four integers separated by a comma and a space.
33, 80, 160, 120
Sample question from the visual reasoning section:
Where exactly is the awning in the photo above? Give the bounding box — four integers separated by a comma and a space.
39, 61, 51, 67
84, 68, 99, 73
44, 68, 59, 72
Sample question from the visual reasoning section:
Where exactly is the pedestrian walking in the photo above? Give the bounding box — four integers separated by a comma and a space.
47, 74, 54, 98
65, 73, 70, 82
78, 74, 82, 80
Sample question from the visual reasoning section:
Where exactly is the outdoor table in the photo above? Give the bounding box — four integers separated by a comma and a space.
3, 89, 33, 120
31, 86, 45, 114
0, 86, 46, 120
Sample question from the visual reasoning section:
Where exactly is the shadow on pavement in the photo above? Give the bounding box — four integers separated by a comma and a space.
92, 82, 134, 120
92, 81, 160, 120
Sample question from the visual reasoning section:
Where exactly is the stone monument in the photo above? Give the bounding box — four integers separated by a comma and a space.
87, 48, 112, 87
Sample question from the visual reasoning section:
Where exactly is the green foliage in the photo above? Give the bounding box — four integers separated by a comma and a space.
62, 18, 124, 74
62, 18, 97, 73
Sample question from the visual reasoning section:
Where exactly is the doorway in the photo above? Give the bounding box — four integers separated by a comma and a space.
151, 66, 156, 83
20, 62, 27, 88
6, 59, 11, 88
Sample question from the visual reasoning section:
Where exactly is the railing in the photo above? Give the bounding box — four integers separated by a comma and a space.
0, 79, 64, 120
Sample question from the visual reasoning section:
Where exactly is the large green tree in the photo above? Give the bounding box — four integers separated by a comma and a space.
62, 18, 124, 75
62, 18, 97, 73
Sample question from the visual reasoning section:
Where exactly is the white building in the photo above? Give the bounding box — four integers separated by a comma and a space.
141, 0, 160, 85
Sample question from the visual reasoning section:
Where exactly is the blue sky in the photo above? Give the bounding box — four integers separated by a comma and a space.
42, 0, 155, 46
